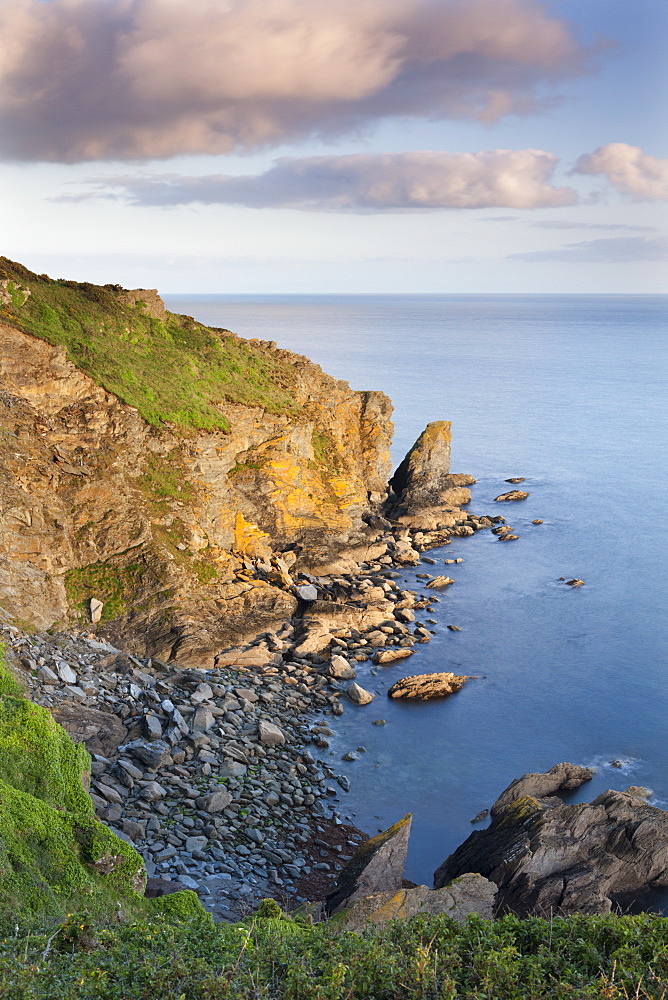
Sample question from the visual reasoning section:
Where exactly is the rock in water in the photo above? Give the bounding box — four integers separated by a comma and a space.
336, 874, 496, 930
505, 478, 526, 483
494, 490, 530, 502
388, 672, 469, 700
346, 683, 375, 705
490, 762, 594, 817
325, 814, 412, 915
425, 576, 454, 589
328, 655, 357, 679
566, 578, 585, 587
388, 421, 474, 517
434, 765, 668, 917
372, 648, 414, 665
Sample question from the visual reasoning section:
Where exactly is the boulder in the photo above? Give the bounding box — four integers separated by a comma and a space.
490, 762, 594, 817
434, 766, 668, 917
388, 672, 469, 700
258, 720, 285, 746
118, 738, 170, 770
89, 598, 104, 623
145, 877, 195, 898
425, 576, 454, 589
51, 703, 127, 757
336, 873, 496, 930
296, 584, 318, 602
346, 683, 375, 705
328, 655, 357, 679
494, 491, 529, 502
373, 648, 414, 665
388, 421, 473, 520
200, 788, 232, 813
325, 814, 412, 915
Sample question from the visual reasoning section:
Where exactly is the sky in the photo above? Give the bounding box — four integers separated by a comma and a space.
1, 0, 667, 293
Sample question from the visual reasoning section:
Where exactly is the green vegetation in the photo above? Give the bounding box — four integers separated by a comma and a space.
1, 909, 667, 998
64, 560, 147, 622
138, 451, 199, 505
0, 644, 22, 698
312, 429, 342, 471
0, 257, 300, 432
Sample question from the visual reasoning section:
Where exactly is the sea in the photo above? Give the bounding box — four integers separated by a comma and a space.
164, 293, 668, 903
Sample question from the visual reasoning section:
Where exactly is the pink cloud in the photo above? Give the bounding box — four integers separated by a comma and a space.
575, 144, 668, 201
0, 0, 597, 162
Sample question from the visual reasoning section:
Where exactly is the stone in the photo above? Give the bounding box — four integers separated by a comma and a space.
434, 766, 668, 917
372, 719, 387, 726
494, 491, 529, 502
297, 584, 318, 602
144, 877, 192, 898
447, 625, 461, 631
490, 762, 594, 817
346, 683, 375, 706
425, 576, 454, 589
219, 761, 247, 779
325, 814, 412, 915
258, 720, 285, 746
193, 706, 215, 731
55, 661, 77, 685
328, 655, 357, 679
140, 781, 167, 801
51, 704, 128, 757
505, 478, 526, 483
532, 519, 544, 524
89, 598, 104, 623
200, 789, 232, 814
498, 534, 519, 541
38, 665, 59, 685
566, 578, 585, 587
191, 682, 214, 703
122, 819, 146, 842
119, 739, 170, 769
186, 836, 208, 853
373, 648, 413, 665
336, 873, 496, 930
388, 672, 469, 700
143, 715, 163, 741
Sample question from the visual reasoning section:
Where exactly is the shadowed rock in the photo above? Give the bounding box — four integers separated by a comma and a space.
388, 421, 474, 519
335, 873, 496, 930
325, 814, 412, 915
51, 704, 127, 758
491, 762, 593, 817
434, 766, 668, 917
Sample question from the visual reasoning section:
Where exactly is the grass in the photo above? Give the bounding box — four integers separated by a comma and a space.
0, 909, 667, 999
0, 257, 300, 433
64, 561, 147, 622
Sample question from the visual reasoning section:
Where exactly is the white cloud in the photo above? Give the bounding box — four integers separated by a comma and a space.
0, 0, 597, 162
574, 144, 668, 200
72, 149, 577, 210
509, 235, 668, 263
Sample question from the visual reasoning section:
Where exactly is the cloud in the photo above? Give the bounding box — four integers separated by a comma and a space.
532, 220, 655, 231
509, 236, 668, 263
72, 150, 577, 211
574, 144, 668, 200
482, 215, 519, 222
0, 0, 599, 162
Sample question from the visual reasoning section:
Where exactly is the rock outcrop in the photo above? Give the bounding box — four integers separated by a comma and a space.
325, 814, 412, 915
335, 873, 496, 930
388, 672, 469, 700
0, 258, 393, 664
387, 421, 475, 525
435, 765, 668, 917
490, 762, 594, 816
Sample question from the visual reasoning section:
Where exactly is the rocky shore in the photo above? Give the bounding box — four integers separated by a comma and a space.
1, 491, 499, 921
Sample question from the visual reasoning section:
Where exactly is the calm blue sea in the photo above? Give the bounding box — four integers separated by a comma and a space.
165, 294, 668, 894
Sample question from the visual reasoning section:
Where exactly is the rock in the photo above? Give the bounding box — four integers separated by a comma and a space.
219, 761, 247, 779
490, 762, 594, 817
425, 576, 454, 589
336, 873, 496, 930
122, 819, 146, 842
193, 706, 215, 731
89, 598, 104, 623
494, 491, 529, 502
471, 810, 489, 824
143, 715, 163, 741
200, 789, 232, 814
55, 661, 77, 685
532, 519, 544, 524
372, 648, 413, 665
447, 625, 461, 632
328, 655, 357, 680
434, 767, 668, 917
37, 665, 59, 685
325, 814, 412, 915
118, 739, 170, 770
346, 683, 375, 706
297, 584, 318, 602
372, 719, 387, 725
185, 836, 208, 853
388, 672, 469, 700
144, 877, 193, 898
498, 534, 519, 541
492, 525, 513, 535
51, 704, 128, 757
342, 751, 360, 762
191, 682, 214, 704
625, 785, 653, 800
258, 720, 285, 746
140, 781, 167, 801
505, 478, 526, 483
566, 578, 585, 587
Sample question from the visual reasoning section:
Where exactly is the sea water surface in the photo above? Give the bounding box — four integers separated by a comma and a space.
165, 294, 668, 896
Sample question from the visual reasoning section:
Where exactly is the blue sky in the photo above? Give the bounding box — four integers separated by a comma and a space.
1, 0, 666, 293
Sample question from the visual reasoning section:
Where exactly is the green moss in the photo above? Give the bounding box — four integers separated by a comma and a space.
0, 257, 300, 433
64, 560, 148, 622
146, 890, 212, 923
311, 429, 342, 471
0, 644, 23, 698
137, 452, 198, 505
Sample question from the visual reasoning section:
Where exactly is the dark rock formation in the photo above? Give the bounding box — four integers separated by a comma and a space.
388, 421, 475, 520
490, 762, 593, 817
325, 814, 412, 915
435, 766, 668, 917
388, 672, 469, 700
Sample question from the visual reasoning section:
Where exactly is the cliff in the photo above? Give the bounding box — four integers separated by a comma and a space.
0, 258, 393, 665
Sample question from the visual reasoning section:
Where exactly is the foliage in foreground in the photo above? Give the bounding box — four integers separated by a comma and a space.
0, 909, 667, 1000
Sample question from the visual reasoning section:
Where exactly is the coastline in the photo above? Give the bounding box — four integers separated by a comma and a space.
1, 497, 498, 920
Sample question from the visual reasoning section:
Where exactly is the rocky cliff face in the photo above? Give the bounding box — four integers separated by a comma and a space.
0, 260, 393, 665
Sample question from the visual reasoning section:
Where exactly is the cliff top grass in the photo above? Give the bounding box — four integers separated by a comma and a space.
1, 908, 667, 999
0, 257, 300, 432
